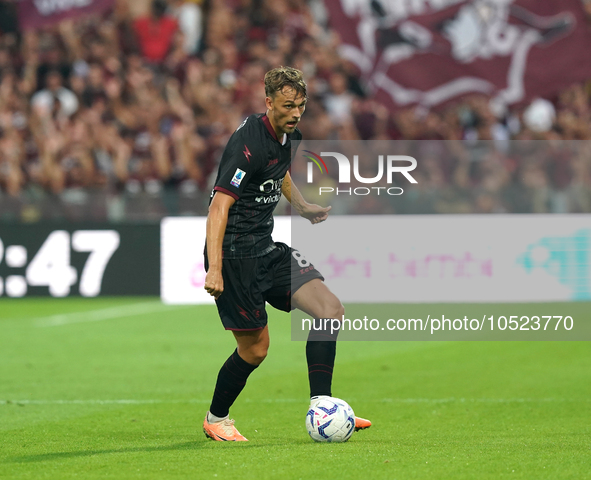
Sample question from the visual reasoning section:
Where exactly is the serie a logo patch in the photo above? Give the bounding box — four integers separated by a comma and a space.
231, 168, 246, 187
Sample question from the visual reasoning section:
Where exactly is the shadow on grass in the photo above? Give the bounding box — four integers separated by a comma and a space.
8, 438, 313, 463
8, 441, 202, 463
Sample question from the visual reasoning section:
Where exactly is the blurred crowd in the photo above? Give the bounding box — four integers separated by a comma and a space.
0, 0, 590, 221
293, 140, 591, 216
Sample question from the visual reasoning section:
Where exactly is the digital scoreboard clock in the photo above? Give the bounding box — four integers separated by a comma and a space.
0, 224, 160, 297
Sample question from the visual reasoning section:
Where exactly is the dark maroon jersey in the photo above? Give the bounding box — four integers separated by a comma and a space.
210, 113, 302, 259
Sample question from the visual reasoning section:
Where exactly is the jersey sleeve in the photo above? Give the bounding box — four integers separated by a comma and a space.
213, 124, 263, 200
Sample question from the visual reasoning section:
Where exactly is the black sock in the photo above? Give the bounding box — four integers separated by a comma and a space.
306, 319, 339, 398
209, 349, 258, 418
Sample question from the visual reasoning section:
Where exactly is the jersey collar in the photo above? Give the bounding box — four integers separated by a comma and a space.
262, 114, 288, 145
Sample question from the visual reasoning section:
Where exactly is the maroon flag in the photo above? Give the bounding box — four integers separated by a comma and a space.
18, 0, 114, 31
326, 0, 591, 110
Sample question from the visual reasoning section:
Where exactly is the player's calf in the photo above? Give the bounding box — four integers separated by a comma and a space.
234, 326, 270, 365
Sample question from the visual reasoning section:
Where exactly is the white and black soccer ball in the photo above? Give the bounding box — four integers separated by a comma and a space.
306, 397, 355, 443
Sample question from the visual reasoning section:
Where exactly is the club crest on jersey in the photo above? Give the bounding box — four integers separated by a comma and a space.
231, 168, 246, 187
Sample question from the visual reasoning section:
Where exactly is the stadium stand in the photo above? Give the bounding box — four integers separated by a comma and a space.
0, 0, 590, 220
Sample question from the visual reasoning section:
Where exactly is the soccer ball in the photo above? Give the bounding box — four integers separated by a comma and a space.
306, 397, 355, 443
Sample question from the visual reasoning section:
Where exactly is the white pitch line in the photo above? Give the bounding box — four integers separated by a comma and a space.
35, 302, 195, 327
0, 399, 209, 405
1, 398, 587, 406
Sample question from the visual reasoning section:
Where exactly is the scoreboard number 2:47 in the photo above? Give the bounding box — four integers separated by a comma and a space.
0, 230, 120, 297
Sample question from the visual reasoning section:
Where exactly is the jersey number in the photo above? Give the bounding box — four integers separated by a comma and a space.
292, 250, 310, 268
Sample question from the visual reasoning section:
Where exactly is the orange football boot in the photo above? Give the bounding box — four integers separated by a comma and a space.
354, 416, 372, 431
203, 415, 248, 441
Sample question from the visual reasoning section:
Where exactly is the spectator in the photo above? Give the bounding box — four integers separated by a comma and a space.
169, 0, 203, 55
523, 98, 556, 133
324, 71, 354, 125
30, 70, 79, 117
133, 0, 178, 63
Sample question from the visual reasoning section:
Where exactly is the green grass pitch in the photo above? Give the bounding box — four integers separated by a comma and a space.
1, 298, 590, 479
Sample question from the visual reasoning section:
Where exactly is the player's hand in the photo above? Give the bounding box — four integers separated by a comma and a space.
301, 204, 331, 224
204, 270, 224, 299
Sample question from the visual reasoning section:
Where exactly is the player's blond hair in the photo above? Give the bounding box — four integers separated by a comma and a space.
264, 66, 307, 99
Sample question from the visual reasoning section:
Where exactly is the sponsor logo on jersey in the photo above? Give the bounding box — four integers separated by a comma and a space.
259, 178, 284, 194
255, 193, 282, 204
255, 177, 284, 203
231, 168, 246, 187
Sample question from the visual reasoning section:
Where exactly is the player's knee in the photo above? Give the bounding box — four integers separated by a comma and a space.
338, 299, 345, 316
241, 338, 269, 365
335, 301, 345, 322
323, 296, 345, 321
248, 344, 268, 365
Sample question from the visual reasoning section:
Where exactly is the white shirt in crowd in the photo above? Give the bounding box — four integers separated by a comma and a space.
31, 87, 79, 117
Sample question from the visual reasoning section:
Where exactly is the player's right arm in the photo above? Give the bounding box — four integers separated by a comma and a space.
204, 191, 235, 299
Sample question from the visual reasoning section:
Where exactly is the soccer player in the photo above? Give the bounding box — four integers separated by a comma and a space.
202, 66, 371, 441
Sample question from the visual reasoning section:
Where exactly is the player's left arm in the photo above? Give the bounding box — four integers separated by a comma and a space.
282, 170, 331, 225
